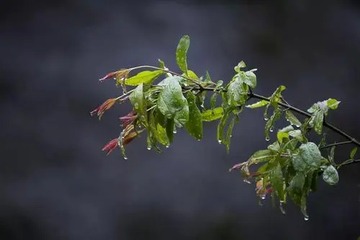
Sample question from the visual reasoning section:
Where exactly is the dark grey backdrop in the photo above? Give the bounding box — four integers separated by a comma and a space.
1, 0, 360, 239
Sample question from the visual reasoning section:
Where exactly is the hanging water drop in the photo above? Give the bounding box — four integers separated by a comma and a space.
264, 117, 269, 121
173, 129, 177, 134
165, 145, 170, 148
269, 127, 274, 132
218, 139, 222, 144
243, 179, 251, 184
147, 146, 151, 151
123, 156, 128, 160
279, 201, 286, 215
260, 194, 266, 200
295, 124, 301, 128
265, 137, 270, 141
304, 216, 309, 221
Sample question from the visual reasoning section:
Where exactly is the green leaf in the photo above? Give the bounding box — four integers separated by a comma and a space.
350, 147, 357, 159
225, 117, 236, 152
269, 85, 286, 107
322, 165, 339, 185
129, 83, 146, 122
158, 59, 166, 69
185, 92, 203, 140
186, 70, 199, 80
227, 77, 248, 106
285, 110, 301, 127
234, 61, 246, 72
246, 100, 268, 109
292, 153, 307, 172
166, 118, 174, 143
299, 142, 322, 169
288, 172, 305, 206
176, 35, 190, 74
312, 110, 324, 135
125, 70, 163, 86
288, 130, 305, 142
277, 125, 294, 143
271, 162, 285, 201
265, 108, 281, 141
217, 108, 233, 144
243, 71, 257, 88
328, 146, 335, 165
201, 107, 224, 121
248, 149, 276, 165
326, 98, 340, 110
157, 76, 189, 126
210, 93, 218, 109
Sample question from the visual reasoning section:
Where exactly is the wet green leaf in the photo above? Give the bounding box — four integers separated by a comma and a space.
201, 107, 224, 121
176, 35, 190, 74
234, 61, 246, 72
288, 172, 305, 206
227, 77, 248, 106
217, 108, 233, 144
299, 142, 322, 169
289, 130, 305, 142
166, 118, 174, 143
157, 76, 189, 126
243, 71, 257, 88
271, 162, 285, 201
185, 92, 203, 140
210, 93, 218, 109
285, 110, 301, 127
129, 83, 146, 122
246, 100, 268, 109
225, 117, 236, 152
312, 110, 324, 135
125, 70, 163, 86
265, 108, 281, 141
322, 165, 339, 185
248, 150, 276, 165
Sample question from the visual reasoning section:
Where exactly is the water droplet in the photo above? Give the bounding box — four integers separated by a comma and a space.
270, 127, 274, 132
165, 145, 170, 148
243, 179, 251, 184
260, 195, 266, 200
173, 129, 177, 134
197, 139, 201, 142
147, 146, 151, 150
200, 104, 204, 109
218, 139, 222, 144
295, 124, 301, 128
264, 117, 269, 121
265, 137, 270, 141
279, 201, 286, 215
230, 135, 232, 138
304, 216, 309, 221
123, 156, 128, 160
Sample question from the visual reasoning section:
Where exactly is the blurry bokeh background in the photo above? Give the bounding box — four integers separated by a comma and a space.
1, 0, 360, 239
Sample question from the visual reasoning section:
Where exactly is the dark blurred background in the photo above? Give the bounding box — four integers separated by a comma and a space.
1, 0, 360, 239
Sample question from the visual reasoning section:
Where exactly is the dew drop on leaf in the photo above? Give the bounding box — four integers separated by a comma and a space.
270, 127, 274, 132
265, 137, 270, 141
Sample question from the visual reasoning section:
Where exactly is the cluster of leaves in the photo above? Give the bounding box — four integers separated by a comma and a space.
91, 35, 359, 219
